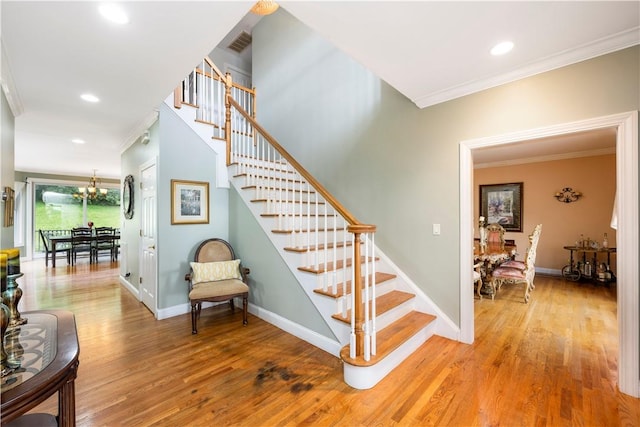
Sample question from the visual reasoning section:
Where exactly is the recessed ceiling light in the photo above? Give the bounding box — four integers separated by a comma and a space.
490, 41, 514, 56
72, 139, 86, 144
99, 3, 129, 25
81, 93, 100, 103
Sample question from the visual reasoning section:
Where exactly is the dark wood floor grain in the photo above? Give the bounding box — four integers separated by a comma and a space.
12, 259, 640, 426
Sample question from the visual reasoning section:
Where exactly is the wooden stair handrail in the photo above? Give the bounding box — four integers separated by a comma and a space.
228, 96, 375, 232
204, 57, 226, 82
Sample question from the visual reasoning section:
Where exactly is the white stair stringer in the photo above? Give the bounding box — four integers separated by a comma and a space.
163, 94, 229, 189
343, 317, 438, 390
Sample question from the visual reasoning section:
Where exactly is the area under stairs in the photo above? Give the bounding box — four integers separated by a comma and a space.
231, 159, 438, 389
167, 95, 444, 390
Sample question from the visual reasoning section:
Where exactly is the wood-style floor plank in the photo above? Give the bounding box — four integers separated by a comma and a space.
8, 260, 639, 426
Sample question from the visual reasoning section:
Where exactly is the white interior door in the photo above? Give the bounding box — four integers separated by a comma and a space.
139, 161, 157, 314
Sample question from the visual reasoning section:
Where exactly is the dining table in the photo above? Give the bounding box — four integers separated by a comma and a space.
474, 241, 517, 295
47, 230, 120, 267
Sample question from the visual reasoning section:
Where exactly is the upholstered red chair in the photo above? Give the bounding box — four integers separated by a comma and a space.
485, 223, 505, 245
185, 238, 249, 334
490, 225, 541, 303
500, 224, 542, 271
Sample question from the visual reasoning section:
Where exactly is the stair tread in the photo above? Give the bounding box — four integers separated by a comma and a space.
194, 118, 220, 129
298, 256, 376, 274
274, 227, 345, 235
314, 272, 396, 298
251, 198, 326, 205
340, 311, 437, 367
284, 241, 352, 253
263, 213, 334, 218
332, 290, 414, 323
242, 185, 315, 193
235, 173, 302, 182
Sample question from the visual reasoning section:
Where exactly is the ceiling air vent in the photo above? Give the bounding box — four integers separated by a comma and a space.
228, 31, 252, 53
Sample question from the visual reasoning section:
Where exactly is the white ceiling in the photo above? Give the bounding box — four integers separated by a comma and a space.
2, 1, 638, 180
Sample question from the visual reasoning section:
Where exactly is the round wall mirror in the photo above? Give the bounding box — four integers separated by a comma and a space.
123, 175, 134, 219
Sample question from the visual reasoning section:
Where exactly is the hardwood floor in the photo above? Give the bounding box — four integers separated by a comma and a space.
11, 259, 640, 426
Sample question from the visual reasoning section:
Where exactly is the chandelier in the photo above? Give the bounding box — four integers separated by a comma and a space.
74, 169, 108, 200
250, 0, 279, 16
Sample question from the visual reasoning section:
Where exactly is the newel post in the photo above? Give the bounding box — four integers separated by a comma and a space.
351, 229, 365, 356
347, 224, 376, 358
224, 72, 233, 166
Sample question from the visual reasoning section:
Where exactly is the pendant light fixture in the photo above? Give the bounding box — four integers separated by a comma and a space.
250, 0, 279, 16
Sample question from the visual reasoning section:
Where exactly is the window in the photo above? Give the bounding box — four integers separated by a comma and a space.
33, 182, 120, 254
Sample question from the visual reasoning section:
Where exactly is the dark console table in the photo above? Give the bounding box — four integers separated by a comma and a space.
1, 310, 79, 426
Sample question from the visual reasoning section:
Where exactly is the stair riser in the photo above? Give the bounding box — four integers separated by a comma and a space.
313, 271, 354, 295
343, 321, 437, 390
242, 175, 307, 188
267, 215, 344, 231
325, 280, 398, 317
250, 188, 321, 203
235, 162, 292, 177
298, 246, 352, 261
258, 201, 332, 215
274, 230, 352, 248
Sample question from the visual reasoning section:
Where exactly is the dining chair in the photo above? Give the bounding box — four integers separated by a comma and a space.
473, 262, 484, 299
500, 224, 542, 272
94, 227, 116, 262
70, 227, 94, 265
485, 223, 505, 245
490, 226, 540, 303
39, 229, 71, 267
185, 238, 250, 334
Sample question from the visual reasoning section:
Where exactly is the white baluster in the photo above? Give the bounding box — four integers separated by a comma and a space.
314, 191, 319, 270
364, 232, 370, 362
349, 231, 356, 359
371, 232, 376, 356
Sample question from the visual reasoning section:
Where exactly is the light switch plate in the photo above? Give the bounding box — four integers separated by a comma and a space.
433, 224, 441, 235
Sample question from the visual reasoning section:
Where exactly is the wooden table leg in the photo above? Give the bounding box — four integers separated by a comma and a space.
51, 241, 57, 268
58, 360, 79, 427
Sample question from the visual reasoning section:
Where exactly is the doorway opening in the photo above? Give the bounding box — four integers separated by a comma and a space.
459, 111, 639, 397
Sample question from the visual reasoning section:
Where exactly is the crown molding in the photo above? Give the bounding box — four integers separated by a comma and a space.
1, 40, 24, 117
414, 27, 640, 109
120, 109, 159, 153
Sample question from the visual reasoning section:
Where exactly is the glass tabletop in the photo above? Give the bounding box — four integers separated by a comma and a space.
2, 313, 58, 392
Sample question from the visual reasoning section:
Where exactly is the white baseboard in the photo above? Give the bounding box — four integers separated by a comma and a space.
150, 298, 341, 357
536, 267, 562, 276
119, 275, 139, 299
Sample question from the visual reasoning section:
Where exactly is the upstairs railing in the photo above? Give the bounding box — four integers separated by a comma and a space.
174, 57, 256, 142
174, 58, 378, 362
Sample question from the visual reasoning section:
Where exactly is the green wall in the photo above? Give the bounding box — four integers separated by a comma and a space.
1, 89, 15, 249
251, 9, 639, 326
120, 102, 230, 311
156, 103, 229, 309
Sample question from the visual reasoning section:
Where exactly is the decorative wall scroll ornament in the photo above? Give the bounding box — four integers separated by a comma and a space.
554, 187, 582, 203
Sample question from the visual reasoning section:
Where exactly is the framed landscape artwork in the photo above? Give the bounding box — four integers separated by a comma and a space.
171, 179, 209, 225
479, 182, 523, 232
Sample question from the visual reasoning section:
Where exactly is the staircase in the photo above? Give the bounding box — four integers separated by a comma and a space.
169, 59, 444, 389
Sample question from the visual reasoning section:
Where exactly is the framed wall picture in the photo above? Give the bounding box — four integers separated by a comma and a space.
171, 179, 209, 225
3, 187, 14, 227
479, 182, 523, 232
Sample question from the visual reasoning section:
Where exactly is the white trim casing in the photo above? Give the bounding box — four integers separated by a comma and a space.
459, 111, 639, 398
